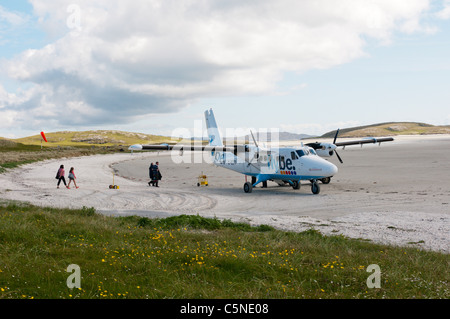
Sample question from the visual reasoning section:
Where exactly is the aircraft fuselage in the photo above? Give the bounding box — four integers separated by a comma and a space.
211, 146, 338, 183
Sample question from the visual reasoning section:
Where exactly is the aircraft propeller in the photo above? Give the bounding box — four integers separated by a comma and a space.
332, 129, 344, 164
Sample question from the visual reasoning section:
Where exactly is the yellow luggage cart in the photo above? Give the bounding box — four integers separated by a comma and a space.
197, 173, 208, 187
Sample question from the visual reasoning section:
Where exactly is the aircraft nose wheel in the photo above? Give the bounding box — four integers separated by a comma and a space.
311, 181, 320, 195
244, 182, 253, 193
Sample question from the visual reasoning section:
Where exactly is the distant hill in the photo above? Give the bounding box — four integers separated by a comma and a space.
277, 132, 316, 141
11, 130, 182, 147
320, 122, 450, 138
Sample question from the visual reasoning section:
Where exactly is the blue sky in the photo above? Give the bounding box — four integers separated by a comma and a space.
1, 0, 450, 138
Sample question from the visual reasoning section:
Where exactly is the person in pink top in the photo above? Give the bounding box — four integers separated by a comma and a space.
56, 164, 69, 189
67, 167, 79, 189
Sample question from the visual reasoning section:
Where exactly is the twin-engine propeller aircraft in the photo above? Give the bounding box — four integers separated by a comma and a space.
129, 109, 393, 194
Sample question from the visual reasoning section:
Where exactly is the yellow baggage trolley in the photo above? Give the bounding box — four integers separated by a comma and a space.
197, 173, 208, 187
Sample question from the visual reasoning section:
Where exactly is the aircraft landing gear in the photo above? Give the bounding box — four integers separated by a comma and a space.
244, 182, 253, 193
244, 178, 320, 194
311, 180, 320, 195
320, 177, 331, 184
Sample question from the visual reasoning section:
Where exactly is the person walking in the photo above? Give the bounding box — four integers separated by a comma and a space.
151, 161, 162, 187
56, 165, 69, 189
148, 162, 155, 186
67, 167, 79, 189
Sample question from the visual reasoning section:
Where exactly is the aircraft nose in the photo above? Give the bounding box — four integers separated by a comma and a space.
326, 162, 338, 176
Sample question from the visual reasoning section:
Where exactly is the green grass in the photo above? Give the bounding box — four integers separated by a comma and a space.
0, 202, 448, 299
0, 145, 123, 173
0, 160, 37, 174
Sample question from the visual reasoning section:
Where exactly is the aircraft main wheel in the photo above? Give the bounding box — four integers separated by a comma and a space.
321, 177, 331, 184
244, 182, 253, 193
311, 182, 320, 195
292, 181, 301, 190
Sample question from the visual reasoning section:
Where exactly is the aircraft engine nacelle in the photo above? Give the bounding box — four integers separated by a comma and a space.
306, 142, 336, 157
128, 144, 143, 151
315, 149, 334, 157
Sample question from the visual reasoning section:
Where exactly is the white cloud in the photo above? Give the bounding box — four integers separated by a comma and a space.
436, 0, 450, 19
0, 0, 438, 132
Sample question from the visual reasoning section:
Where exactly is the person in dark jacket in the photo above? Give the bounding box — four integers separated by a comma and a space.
148, 163, 155, 186
56, 164, 69, 189
151, 161, 161, 187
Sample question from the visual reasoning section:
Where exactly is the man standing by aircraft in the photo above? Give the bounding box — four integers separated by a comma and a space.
149, 161, 161, 187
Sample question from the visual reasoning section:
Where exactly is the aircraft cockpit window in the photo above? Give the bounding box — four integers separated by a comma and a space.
291, 152, 298, 160
297, 149, 314, 157
296, 150, 305, 157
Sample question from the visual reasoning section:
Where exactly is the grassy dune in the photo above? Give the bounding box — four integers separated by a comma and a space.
0, 202, 448, 299
0, 131, 179, 171
13, 130, 181, 148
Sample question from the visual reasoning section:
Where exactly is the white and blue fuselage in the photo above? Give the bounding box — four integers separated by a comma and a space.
210, 146, 337, 184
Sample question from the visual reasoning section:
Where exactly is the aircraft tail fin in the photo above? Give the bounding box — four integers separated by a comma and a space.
204, 108, 223, 146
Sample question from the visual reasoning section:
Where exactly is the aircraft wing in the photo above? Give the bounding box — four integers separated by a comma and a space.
128, 143, 244, 153
334, 137, 394, 147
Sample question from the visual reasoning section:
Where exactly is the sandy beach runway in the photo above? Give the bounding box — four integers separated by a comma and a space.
0, 135, 449, 253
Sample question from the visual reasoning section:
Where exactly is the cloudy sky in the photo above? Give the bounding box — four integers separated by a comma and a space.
1, 0, 450, 138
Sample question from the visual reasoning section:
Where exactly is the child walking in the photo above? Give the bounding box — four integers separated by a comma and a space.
67, 167, 79, 189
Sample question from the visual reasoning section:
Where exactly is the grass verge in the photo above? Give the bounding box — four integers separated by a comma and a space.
0, 202, 448, 299
0, 143, 126, 173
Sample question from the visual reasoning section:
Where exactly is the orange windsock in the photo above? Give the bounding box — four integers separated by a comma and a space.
40, 131, 48, 142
